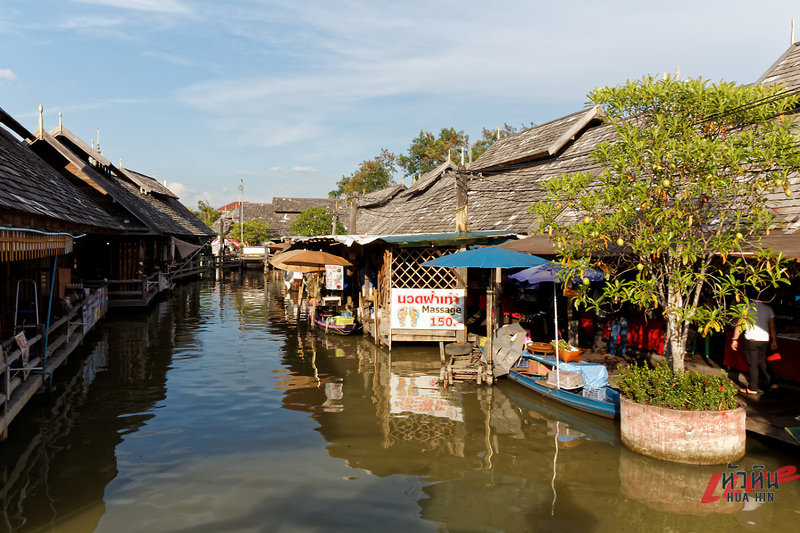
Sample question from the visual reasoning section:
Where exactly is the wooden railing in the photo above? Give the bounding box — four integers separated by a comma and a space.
167, 256, 215, 281
84, 277, 159, 308
1, 288, 107, 438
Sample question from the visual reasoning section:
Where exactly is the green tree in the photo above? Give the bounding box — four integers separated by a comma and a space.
194, 200, 221, 228
230, 218, 272, 245
531, 76, 799, 372
398, 127, 468, 177
330, 149, 397, 198
290, 207, 345, 236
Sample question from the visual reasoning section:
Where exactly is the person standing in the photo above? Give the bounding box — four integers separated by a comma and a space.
606, 309, 628, 357
731, 299, 778, 394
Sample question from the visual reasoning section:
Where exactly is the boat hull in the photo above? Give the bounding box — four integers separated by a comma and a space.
313, 316, 359, 336
507, 370, 620, 419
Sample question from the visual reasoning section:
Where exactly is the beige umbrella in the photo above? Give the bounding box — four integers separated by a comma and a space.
270, 249, 352, 272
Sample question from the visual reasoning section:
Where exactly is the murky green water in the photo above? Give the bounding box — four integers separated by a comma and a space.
1, 272, 798, 532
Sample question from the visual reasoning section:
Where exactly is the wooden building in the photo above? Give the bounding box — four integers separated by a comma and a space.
27, 112, 215, 306
0, 107, 122, 438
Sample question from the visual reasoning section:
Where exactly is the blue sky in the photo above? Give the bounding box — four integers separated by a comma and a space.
1, 1, 798, 209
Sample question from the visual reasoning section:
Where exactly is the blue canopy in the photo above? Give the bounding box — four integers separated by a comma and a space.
510, 263, 604, 287
421, 246, 550, 269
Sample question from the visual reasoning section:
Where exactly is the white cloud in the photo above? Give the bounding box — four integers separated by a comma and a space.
292, 166, 315, 173
74, 0, 190, 13
268, 166, 282, 173
59, 16, 124, 29
0, 68, 17, 83
164, 180, 187, 197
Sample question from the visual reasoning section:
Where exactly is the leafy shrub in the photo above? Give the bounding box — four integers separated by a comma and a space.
616, 361, 738, 411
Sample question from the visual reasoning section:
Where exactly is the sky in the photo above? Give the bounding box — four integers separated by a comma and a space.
1, 0, 799, 209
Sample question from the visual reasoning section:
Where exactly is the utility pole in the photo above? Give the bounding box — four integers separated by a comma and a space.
238, 180, 244, 245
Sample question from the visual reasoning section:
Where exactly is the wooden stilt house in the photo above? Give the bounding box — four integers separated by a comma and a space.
0, 107, 122, 438
27, 111, 215, 306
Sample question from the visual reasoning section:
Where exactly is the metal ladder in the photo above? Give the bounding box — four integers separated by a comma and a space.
13, 279, 39, 331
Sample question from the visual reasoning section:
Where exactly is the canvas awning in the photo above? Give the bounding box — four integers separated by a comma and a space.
171, 236, 204, 259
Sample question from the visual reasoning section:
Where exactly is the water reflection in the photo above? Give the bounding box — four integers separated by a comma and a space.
0, 272, 797, 533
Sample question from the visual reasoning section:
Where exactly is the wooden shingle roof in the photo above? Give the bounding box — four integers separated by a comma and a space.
273, 197, 334, 213
356, 119, 615, 236
119, 167, 179, 198
469, 107, 600, 172
32, 129, 213, 238
0, 120, 121, 232
398, 160, 458, 199
756, 42, 800, 91
356, 184, 406, 208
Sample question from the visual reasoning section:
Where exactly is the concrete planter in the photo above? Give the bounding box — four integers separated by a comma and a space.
620, 395, 746, 465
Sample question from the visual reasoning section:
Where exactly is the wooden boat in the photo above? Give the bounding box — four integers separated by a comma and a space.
313, 313, 360, 336
506, 354, 620, 419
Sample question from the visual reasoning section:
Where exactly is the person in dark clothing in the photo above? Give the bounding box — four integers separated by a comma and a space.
731, 299, 778, 394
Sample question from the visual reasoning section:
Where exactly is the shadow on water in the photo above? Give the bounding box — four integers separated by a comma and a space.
0, 271, 797, 532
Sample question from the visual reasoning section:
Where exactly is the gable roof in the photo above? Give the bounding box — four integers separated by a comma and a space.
119, 167, 179, 198
0, 115, 121, 232
356, 184, 406, 208
469, 107, 600, 172
756, 41, 800, 91
31, 126, 214, 238
356, 109, 611, 236
272, 197, 334, 213
397, 159, 457, 199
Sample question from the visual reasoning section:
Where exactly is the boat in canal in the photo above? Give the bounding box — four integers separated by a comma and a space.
313, 312, 360, 336
506, 353, 620, 419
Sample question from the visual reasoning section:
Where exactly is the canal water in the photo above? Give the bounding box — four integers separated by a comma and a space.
1, 272, 798, 532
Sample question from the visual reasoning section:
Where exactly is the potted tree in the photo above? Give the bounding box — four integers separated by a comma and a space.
616, 362, 743, 464
531, 76, 799, 463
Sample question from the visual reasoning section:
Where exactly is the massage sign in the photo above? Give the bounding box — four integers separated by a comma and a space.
391, 289, 466, 330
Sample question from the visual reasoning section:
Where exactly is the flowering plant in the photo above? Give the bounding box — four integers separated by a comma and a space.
616, 361, 738, 411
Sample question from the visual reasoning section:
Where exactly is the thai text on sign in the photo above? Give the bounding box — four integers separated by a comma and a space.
390, 288, 465, 330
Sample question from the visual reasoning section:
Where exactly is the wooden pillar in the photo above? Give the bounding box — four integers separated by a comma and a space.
485, 275, 494, 369
455, 172, 468, 233
349, 194, 358, 235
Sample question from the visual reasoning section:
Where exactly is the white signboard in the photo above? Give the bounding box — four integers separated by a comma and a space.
390, 288, 465, 330
325, 265, 344, 290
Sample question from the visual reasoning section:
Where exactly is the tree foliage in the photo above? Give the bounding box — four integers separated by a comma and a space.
195, 200, 221, 228
330, 149, 397, 198
230, 218, 272, 245
397, 127, 468, 177
531, 76, 799, 372
290, 207, 345, 236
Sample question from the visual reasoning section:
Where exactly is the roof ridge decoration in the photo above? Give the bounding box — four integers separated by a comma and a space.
50, 125, 112, 168
468, 106, 600, 172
